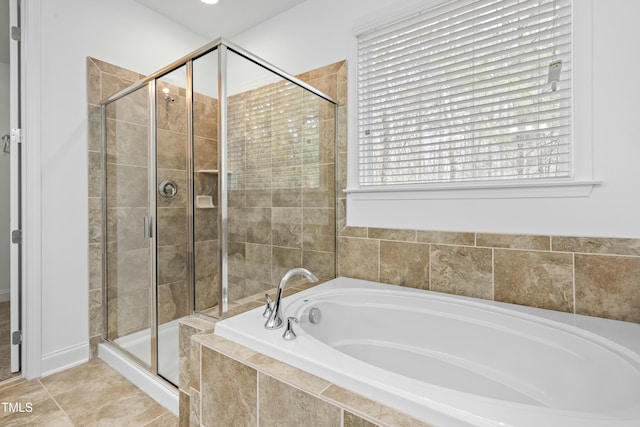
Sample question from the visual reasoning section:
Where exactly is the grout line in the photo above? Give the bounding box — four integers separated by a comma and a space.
318, 382, 332, 395
377, 238, 381, 282
491, 248, 495, 301
38, 379, 73, 423
142, 412, 172, 426
256, 367, 260, 427
199, 342, 203, 426
572, 253, 576, 314
428, 244, 432, 291
0, 375, 25, 391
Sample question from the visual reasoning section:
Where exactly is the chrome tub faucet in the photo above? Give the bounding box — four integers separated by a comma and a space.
264, 268, 318, 329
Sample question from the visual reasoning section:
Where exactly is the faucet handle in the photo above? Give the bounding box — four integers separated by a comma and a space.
282, 317, 298, 341
262, 294, 273, 318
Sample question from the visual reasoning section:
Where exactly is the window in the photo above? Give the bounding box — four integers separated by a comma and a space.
357, 0, 572, 188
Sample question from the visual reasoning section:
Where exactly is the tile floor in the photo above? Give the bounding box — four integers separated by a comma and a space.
0, 359, 178, 426
0, 301, 12, 382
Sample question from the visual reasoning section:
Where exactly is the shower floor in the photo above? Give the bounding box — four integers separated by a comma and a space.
114, 319, 180, 385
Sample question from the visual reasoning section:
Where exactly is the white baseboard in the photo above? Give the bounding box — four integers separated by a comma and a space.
0, 289, 10, 302
41, 342, 90, 377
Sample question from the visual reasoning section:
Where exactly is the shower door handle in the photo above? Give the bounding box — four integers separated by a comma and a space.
143, 216, 153, 239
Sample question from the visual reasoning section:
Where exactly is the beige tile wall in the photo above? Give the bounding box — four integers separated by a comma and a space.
223, 63, 343, 303
87, 57, 147, 354
338, 229, 640, 323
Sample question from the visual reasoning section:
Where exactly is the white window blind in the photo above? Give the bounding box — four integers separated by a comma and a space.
357, 0, 572, 187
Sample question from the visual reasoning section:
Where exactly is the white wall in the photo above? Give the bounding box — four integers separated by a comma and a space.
232, 0, 640, 239
27, 0, 207, 376
0, 62, 9, 302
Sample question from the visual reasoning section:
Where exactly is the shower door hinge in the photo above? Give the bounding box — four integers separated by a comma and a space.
11, 128, 22, 144
12, 331, 22, 345
11, 229, 22, 244
11, 26, 21, 42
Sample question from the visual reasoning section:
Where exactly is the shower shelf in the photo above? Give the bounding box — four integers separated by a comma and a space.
196, 195, 215, 209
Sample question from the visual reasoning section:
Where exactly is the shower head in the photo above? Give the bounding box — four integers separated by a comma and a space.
162, 87, 175, 103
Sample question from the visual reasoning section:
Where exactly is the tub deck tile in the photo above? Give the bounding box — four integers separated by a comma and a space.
344, 411, 382, 427
193, 333, 257, 362
322, 385, 434, 427
246, 353, 331, 394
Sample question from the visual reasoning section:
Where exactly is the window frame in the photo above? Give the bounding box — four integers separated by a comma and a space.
347, 0, 599, 200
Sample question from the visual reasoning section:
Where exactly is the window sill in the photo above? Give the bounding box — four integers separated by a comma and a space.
344, 180, 601, 200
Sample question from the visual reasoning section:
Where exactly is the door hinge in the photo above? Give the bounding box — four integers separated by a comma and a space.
11, 128, 22, 145
11, 229, 22, 244
12, 331, 22, 346
11, 26, 20, 42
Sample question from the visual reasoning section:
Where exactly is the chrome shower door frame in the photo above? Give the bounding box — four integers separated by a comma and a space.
100, 39, 338, 383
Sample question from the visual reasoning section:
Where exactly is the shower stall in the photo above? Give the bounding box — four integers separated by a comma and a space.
98, 39, 337, 390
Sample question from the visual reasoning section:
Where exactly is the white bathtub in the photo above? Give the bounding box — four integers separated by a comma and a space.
215, 277, 640, 427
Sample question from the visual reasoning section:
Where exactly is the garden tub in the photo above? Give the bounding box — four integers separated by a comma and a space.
215, 277, 640, 426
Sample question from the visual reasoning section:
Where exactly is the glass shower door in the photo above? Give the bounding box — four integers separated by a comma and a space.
192, 51, 220, 317
105, 84, 152, 368
155, 66, 190, 385
222, 50, 337, 310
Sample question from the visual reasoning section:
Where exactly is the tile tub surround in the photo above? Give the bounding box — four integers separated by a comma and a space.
189, 333, 432, 427
178, 317, 214, 427
179, 281, 325, 427
338, 230, 640, 323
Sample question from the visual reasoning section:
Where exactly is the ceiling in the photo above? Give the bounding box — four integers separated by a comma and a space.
133, 0, 307, 39
0, 0, 307, 64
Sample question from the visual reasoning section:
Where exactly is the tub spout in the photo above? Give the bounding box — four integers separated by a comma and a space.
265, 268, 318, 329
